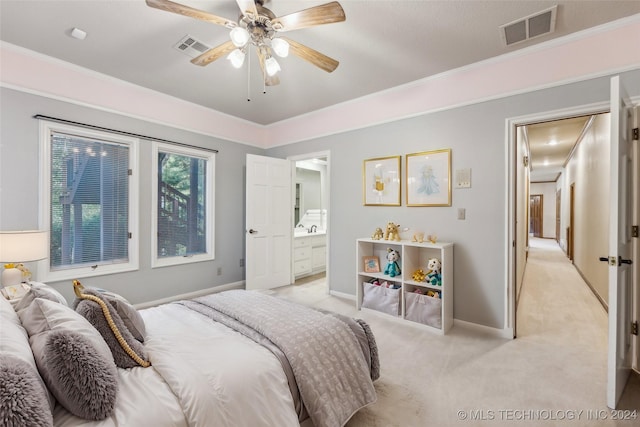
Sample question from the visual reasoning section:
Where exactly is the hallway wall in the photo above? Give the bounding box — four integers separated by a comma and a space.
557, 113, 611, 305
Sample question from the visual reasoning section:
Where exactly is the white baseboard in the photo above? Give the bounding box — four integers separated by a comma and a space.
134, 281, 245, 309
454, 319, 514, 339
329, 290, 356, 301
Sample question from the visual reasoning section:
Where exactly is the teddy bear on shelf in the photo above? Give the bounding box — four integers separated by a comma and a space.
426, 290, 440, 299
383, 248, 401, 277
412, 269, 426, 282
426, 258, 442, 286
384, 222, 401, 241
371, 227, 384, 240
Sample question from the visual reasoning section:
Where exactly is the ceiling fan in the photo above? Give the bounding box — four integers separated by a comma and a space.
146, 0, 345, 86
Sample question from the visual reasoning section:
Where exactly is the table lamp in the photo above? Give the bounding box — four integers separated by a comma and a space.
0, 230, 48, 297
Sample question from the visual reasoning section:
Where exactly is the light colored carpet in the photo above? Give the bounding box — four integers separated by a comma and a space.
272, 238, 640, 426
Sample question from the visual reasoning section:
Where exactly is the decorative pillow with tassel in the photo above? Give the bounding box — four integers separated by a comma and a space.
73, 280, 150, 369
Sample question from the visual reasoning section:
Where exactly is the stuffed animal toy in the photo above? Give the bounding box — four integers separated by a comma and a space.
412, 269, 426, 282
371, 227, 384, 240
384, 222, 401, 241
426, 258, 442, 286
412, 232, 425, 243
383, 248, 401, 277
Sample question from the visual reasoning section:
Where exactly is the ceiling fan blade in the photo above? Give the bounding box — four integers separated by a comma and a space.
191, 40, 236, 66
257, 47, 280, 86
272, 1, 345, 32
282, 37, 339, 73
146, 0, 235, 28
236, 0, 258, 19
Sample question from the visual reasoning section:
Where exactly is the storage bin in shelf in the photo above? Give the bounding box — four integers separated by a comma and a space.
404, 291, 442, 329
361, 282, 401, 316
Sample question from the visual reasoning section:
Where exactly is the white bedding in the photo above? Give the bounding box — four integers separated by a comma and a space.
54, 302, 300, 427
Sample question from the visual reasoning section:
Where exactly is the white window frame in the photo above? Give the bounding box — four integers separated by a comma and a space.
38, 120, 140, 281
151, 142, 215, 268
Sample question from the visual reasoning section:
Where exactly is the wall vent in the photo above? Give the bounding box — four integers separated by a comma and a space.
500, 5, 558, 46
173, 35, 211, 58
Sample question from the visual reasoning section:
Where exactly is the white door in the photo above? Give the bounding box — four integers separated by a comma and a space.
606, 76, 634, 409
245, 154, 292, 290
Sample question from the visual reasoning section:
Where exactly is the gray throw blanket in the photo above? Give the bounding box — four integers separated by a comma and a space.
179, 290, 377, 427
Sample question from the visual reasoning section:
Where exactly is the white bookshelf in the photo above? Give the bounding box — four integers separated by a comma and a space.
356, 238, 454, 334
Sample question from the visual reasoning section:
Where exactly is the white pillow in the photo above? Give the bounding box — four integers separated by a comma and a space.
13, 282, 68, 314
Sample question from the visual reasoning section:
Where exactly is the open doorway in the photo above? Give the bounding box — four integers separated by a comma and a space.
508, 90, 640, 409
529, 194, 543, 237
289, 151, 330, 291
512, 110, 611, 337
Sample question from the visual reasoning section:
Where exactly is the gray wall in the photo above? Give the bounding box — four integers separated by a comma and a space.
0, 87, 263, 304
558, 113, 611, 305
2, 70, 639, 329
267, 69, 640, 329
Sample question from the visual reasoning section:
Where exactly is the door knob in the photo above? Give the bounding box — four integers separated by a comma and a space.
619, 257, 633, 265
598, 257, 609, 262
248, 229, 258, 234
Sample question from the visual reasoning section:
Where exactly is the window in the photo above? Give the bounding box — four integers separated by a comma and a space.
152, 142, 215, 267
39, 121, 139, 281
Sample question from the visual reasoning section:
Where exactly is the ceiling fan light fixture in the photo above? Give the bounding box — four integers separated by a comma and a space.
227, 49, 246, 68
230, 27, 250, 47
271, 38, 289, 57
265, 56, 280, 76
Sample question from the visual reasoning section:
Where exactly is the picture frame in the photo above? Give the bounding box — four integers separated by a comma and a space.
406, 148, 452, 206
363, 256, 380, 273
363, 156, 401, 206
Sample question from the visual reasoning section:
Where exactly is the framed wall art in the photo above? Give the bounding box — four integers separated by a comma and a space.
362, 156, 401, 206
406, 149, 451, 206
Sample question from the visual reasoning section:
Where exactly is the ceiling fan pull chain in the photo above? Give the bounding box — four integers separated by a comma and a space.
247, 46, 251, 102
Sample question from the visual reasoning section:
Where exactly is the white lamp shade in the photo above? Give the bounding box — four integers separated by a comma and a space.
0, 230, 49, 263
265, 57, 281, 76
271, 38, 289, 57
227, 49, 246, 68
230, 27, 250, 47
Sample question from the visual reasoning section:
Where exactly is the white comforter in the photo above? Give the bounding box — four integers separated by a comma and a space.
54, 303, 300, 427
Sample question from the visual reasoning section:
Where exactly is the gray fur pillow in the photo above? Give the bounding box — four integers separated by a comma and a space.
0, 355, 53, 427
76, 295, 148, 369
17, 298, 118, 421
44, 329, 118, 420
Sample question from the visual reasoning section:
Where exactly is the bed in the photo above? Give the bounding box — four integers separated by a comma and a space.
0, 281, 379, 427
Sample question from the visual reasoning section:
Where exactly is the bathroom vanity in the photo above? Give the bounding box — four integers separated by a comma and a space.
293, 231, 326, 279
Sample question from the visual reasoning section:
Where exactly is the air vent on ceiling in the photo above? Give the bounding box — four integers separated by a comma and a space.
500, 5, 558, 47
173, 35, 211, 58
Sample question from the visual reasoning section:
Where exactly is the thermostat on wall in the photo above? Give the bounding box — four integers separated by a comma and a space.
455, 168, 471, 189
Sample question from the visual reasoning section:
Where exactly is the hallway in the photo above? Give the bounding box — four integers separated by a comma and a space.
517, 237, 608, 341
517, 237, 639, 409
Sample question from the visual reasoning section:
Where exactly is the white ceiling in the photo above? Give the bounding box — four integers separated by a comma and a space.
2, 0, 639, 127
